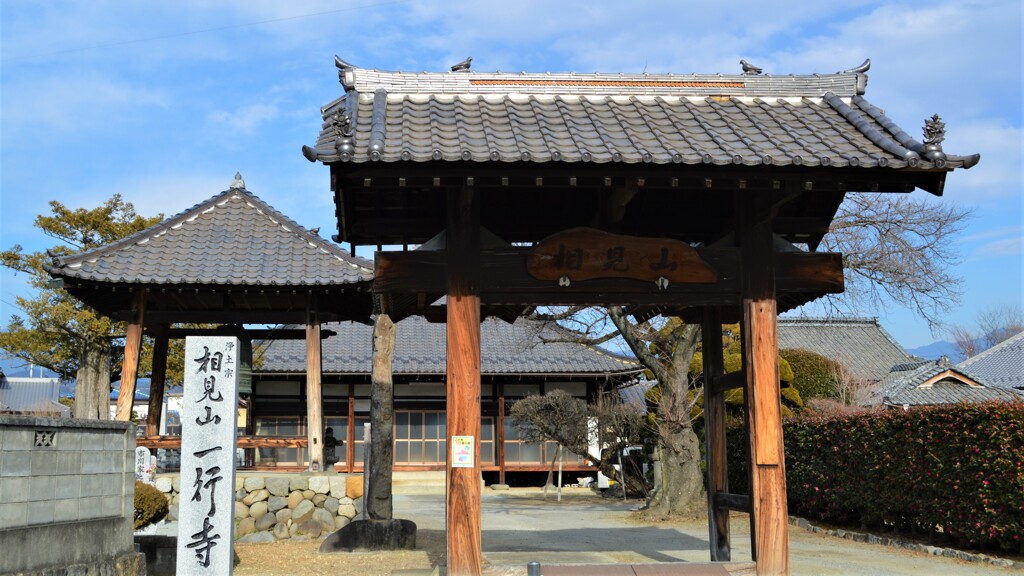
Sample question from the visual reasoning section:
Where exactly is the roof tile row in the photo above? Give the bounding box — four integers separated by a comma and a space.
310, 66, 979, 171
51, 187, 373, 287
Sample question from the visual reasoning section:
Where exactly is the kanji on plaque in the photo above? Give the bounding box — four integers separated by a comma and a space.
177, 336, 239, 576
527, 227, 717, 284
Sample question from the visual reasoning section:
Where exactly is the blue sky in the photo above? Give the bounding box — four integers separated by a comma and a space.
1, 0, 1020, 350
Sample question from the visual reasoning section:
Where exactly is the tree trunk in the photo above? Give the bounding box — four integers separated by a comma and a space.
643, 425, 705, 519
74, 339, 110, 420
642, 356, 705, 519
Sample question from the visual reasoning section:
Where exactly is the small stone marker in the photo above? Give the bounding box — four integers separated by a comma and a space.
176, 337, 240, 575
135, 446, 154, 484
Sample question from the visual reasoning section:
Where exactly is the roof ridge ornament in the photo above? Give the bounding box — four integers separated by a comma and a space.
450, 56, 472, 72
841, 58, 871, 95
740, 59, 763, 75
230, 172, 245, 190
842, 58, 871, 74
923, 114, 947, 165
335, 55, 356, 90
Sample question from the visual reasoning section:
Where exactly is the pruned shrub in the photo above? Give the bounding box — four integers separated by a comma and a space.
134, 480, 169, 530
724, 402, 1024, 552
779, 348, 843, 400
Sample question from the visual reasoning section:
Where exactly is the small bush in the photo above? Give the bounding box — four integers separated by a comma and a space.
134, 480, 169, 530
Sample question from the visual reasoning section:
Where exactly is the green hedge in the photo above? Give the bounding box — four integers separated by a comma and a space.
721, 402, 1024, 551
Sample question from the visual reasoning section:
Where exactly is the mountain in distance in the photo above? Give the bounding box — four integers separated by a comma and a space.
906, 340, 965, 363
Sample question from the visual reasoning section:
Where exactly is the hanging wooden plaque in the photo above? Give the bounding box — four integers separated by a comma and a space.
527, 228, 717, 283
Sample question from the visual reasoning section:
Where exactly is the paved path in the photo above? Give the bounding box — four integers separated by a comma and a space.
393, 491, 1015, 575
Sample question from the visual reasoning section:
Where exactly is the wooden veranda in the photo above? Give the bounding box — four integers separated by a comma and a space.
305, 57, 978, 575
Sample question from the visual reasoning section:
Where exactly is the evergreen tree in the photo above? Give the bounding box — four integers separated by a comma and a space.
1, 195, 162, 419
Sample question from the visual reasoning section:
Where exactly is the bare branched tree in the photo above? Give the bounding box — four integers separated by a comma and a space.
508, 388, 647, 495
830, 361, 877, 407
950, 304, 1024, 359
820, 193, 972, 330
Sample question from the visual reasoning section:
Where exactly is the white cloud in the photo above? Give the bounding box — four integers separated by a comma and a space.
0, 73, 168, 140
944, 121, 1023, 200
207, 103, 280, 134
960, 225, 1023, 243
968, 236, 1023, 260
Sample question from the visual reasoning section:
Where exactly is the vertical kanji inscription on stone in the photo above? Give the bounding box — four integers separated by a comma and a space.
177, 336, 239, 576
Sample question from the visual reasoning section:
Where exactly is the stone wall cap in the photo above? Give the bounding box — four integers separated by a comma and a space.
0, 414, 135, 431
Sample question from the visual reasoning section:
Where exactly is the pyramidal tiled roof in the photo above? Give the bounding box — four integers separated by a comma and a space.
880, 358, 1024, 406
958, 330, 1024, 390
778, 317, 912, 383
50, 181, 373, 287
305, 61, 980, 171
258, 316, 641, 377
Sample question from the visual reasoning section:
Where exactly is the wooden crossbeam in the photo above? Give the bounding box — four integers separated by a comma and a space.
715, 492, 752, 513
163, 328, 337, 339
710, 372, 745, 395
374, 248, 842, 308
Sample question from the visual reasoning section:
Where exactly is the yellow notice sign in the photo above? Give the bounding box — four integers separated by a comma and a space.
451, 435, 474, 468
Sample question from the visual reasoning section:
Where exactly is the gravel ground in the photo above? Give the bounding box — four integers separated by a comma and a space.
219, 489, 1018, 575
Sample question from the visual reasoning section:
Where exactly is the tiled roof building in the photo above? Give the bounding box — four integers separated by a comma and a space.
259, 315, 640, 377
958, 330, 1024, 391
880, 358, 1023, 407
777, 317, 911, 383
50, 179, 373, 289
46, 177, 374, 326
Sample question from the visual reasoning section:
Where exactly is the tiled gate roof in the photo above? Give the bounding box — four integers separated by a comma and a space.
306, 61, 980, 171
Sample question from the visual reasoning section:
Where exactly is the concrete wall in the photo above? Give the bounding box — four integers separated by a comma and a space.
0, 415, 137, 575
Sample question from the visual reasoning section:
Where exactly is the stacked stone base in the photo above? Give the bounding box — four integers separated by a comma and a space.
4, 552, 145, 576
153, 473, 364, 541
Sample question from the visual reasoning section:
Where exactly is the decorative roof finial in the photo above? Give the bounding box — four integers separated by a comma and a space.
335, 55, 356, 90
45, 248, 62, 267
740, 59, 763, 75
842, 58, 871, 74
450, 56, 472, 72
923, 114, 946, 147
230, 172, 245, 190
922, 114, 948, 166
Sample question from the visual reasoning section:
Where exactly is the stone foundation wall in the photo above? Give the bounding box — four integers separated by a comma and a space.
154, 473, 364, 541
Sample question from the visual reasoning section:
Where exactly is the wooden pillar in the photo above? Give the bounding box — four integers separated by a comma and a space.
306, 296, 324, 471
368, 312, 396, 520
347, 384, 356, 472
702, 307, 730, 561
145, 325, 169, 436
115, 289, 146, 421
446, 184, 483, 576
497, 384, 506, 486
738, 196, 789, 575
